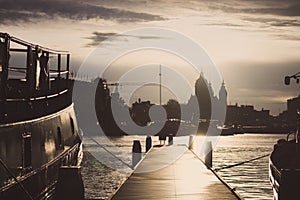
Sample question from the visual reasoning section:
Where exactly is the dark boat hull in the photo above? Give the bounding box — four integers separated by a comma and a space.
270, 159, 300, 200
269, 139, 300, 200
0, 104, 82, 199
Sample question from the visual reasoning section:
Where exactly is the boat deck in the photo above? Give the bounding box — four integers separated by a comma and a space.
112, 145, 241, 200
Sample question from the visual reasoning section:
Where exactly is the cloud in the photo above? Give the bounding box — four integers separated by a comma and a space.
203, 22, 245, 28
206, 0, 300, 17
242, 6, 300, 17
0, 0, 164, 24
85, 32, 117, 47
244, 17, 300, 27
181, 0, 300, 36
240, 17, 300, 40
85, 31, 167, 47
273, 34, 300, 41
270, 20, 300, 27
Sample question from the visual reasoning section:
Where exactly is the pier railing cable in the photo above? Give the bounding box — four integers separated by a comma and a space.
87, 136, 133, 169
0, 158, 33, 200
214, 153, 270, 172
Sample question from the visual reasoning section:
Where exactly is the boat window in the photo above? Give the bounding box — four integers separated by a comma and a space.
22, 132, 32, 169
70, 117, 75, 135
57, 126, 63, 149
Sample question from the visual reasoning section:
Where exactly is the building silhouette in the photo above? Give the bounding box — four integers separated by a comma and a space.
95, 78, 129, 136
131, 98, 153, 126
94, 74, 300, 135
287, 95, 300, 126
225, 104, 271, 127
195, 72, 212, 120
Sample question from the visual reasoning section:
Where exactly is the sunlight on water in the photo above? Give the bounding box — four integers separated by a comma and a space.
83, 133, 285, 199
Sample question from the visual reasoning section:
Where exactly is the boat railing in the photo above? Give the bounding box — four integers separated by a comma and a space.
7, 67, 70, 77
270, 158, 282, 185
8, 33, 69, 55
0, 32, 73, 123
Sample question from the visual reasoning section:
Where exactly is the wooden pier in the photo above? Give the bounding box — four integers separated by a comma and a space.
112, 145, 242, 200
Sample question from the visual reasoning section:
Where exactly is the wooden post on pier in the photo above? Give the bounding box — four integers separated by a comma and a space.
204, 141, 212, 168
168, 134, 173, 145
132, 140, 142, 169
189, 135, 194, 150
146, 136, 152, 152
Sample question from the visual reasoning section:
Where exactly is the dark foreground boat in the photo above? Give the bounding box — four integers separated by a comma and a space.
269, 73, 300, 200
0, 33, 83, 199
269, 133, 300, 200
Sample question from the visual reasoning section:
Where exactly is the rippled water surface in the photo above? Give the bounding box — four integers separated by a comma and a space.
83, 133, 285, 199
211, 133, 285, 200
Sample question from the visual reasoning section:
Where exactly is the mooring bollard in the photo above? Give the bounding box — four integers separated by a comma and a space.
168, 134, 173, 145
188, 135, 194, 150
56, 166, 84, 200
146, 136, 152, 152
204, 141, 212, 168
132, 140, 142, 169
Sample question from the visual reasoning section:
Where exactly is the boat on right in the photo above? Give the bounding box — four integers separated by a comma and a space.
269, 72, 300, 200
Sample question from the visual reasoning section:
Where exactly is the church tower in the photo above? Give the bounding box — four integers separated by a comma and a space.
217, 80, 227, 124
195, 72, 212, 120
219, 80, 227, 106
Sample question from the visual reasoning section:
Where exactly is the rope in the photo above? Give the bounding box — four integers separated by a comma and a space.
214, 153, 270, 172
87, 136, 133, 169
0, 158, 33, 200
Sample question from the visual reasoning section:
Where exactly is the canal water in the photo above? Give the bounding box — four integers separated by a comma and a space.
211, 133, 285, 200
82, 133, 285, 199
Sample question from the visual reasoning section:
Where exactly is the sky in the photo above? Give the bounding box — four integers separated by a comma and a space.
1, 0, 300, 115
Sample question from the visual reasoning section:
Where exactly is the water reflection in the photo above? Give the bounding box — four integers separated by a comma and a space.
211, 134, 285, 200
83, 133, 285, 199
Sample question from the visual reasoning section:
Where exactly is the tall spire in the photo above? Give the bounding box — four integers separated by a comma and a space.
219, 80, 227, 104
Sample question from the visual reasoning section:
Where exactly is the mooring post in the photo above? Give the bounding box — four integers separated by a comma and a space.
204, 141, 212, 168
132, 140, 142, 169
168, 134, 173, 145
146, 136, 152, 152
189, 135, 194, 150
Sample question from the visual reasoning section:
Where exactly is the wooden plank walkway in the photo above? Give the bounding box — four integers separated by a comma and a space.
112, 145, 241, 200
